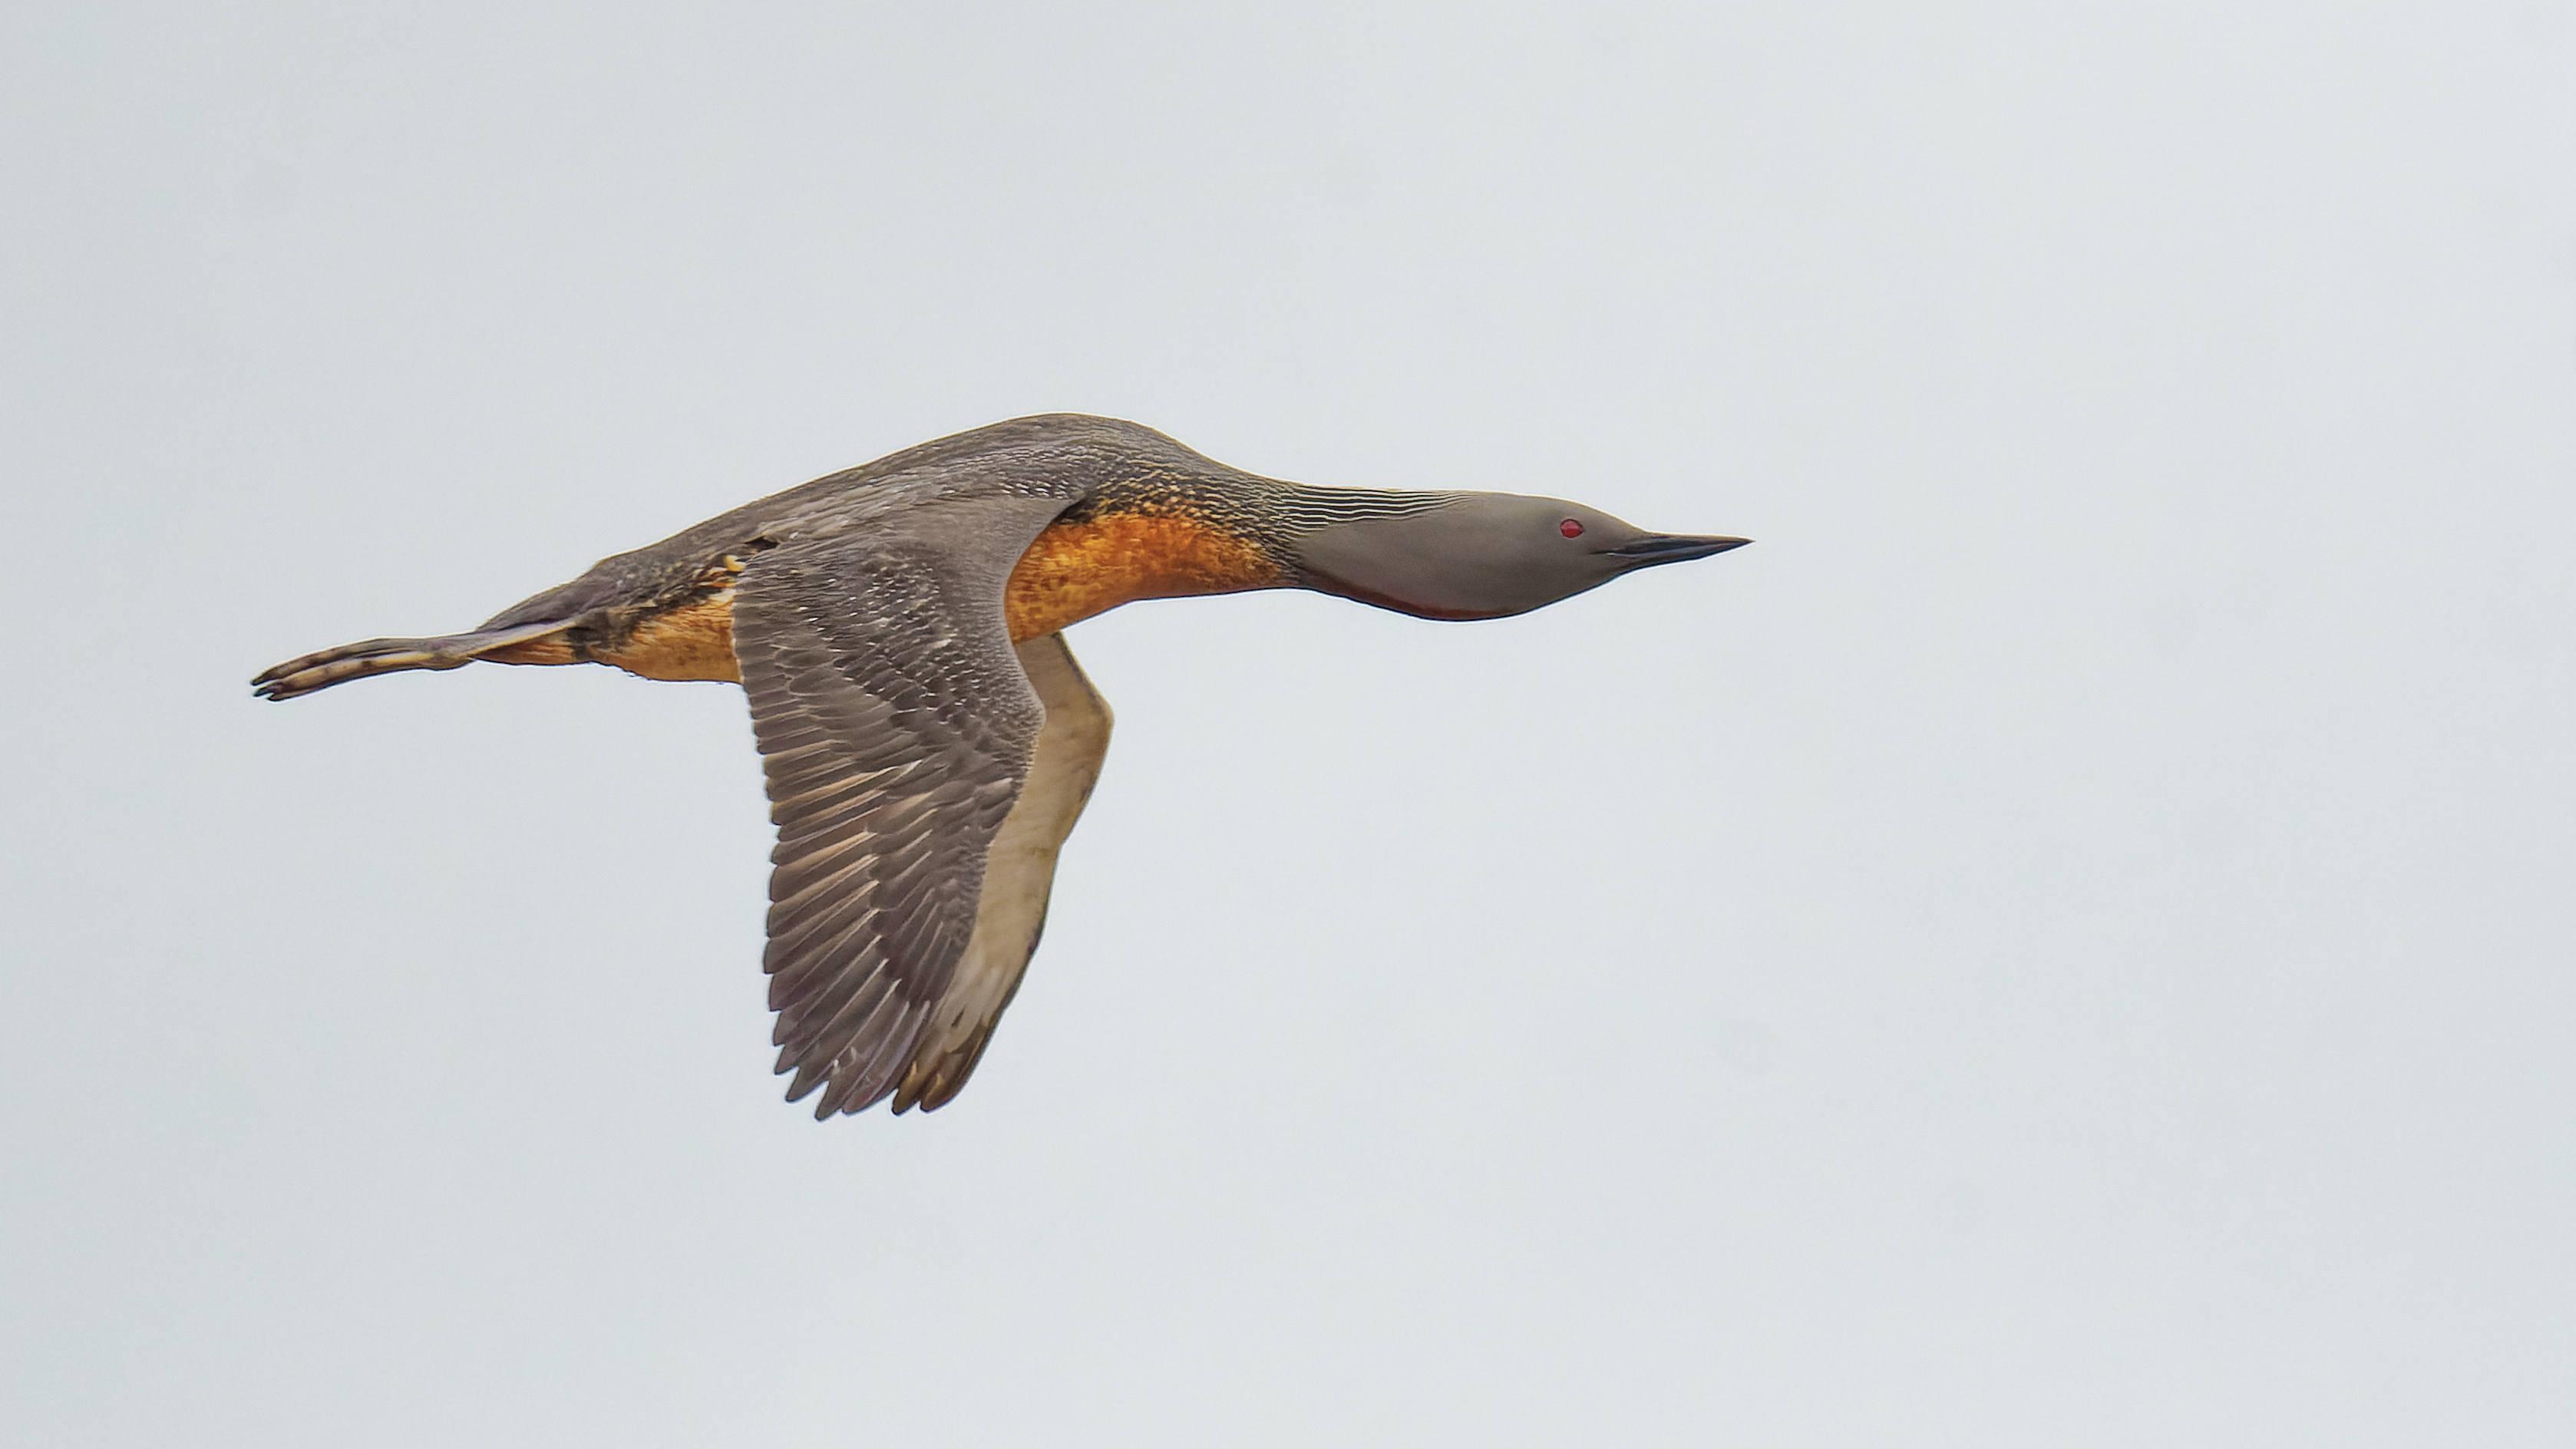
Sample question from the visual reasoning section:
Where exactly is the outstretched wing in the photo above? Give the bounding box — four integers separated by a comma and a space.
731, 495, 1074, 1117
891, 631, 1114, 1112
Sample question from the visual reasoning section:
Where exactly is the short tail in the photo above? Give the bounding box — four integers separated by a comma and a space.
251, 619, 572, 701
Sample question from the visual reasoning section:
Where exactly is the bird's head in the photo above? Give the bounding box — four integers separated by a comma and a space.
1290, 491, 1749, 620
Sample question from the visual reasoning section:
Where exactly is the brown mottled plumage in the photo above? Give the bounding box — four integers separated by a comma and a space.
502, 507, 1291, 687
253, 414, 1747, 1117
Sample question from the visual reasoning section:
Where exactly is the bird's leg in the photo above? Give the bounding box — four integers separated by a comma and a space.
251, 619, 578, 701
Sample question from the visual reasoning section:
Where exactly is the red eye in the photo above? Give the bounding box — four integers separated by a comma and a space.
1559, 519, 1584, 538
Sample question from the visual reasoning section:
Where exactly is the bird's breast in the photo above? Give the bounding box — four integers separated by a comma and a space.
1001, 510, 1283, 641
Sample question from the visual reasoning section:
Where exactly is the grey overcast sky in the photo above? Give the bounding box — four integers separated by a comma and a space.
5, 2, 2572, 1444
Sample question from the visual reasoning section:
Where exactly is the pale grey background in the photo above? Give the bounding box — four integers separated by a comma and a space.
5, 2, 2572, 1444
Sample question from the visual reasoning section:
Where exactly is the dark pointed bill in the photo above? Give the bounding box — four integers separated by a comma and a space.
1603, 534, 1752, 566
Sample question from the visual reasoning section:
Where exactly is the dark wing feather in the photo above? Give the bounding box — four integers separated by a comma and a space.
731, 495, 1073, 1117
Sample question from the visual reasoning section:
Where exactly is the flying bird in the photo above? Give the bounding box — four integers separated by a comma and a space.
254, 415, 1749, 1116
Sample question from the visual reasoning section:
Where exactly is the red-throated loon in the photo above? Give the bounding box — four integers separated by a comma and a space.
254, 414, 1750, 1116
